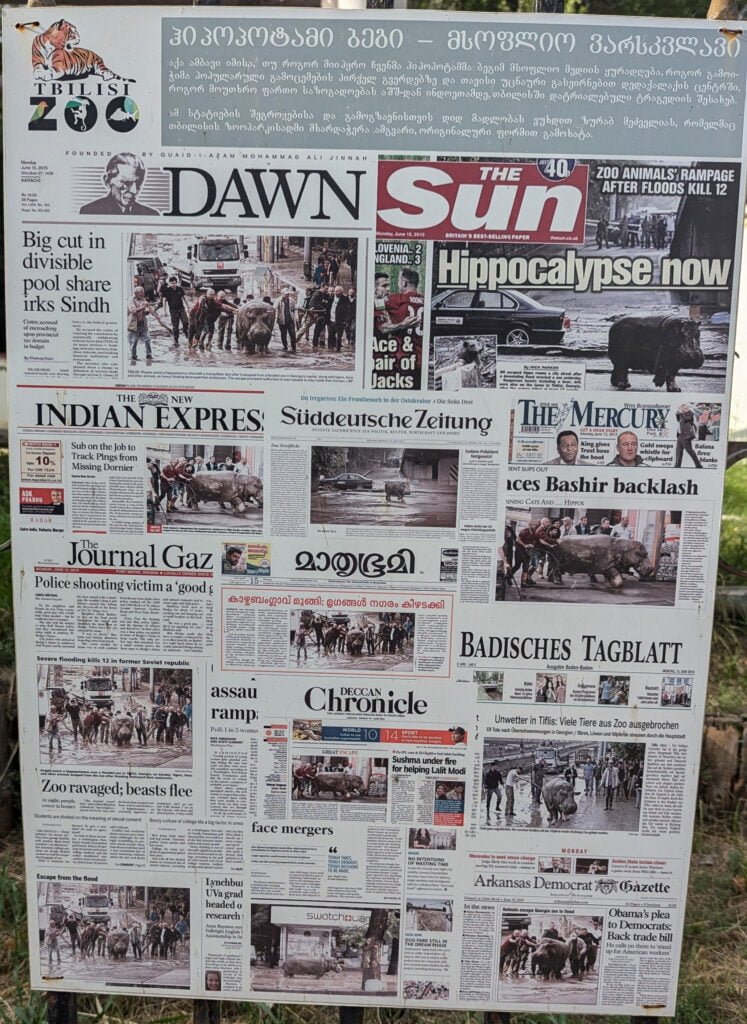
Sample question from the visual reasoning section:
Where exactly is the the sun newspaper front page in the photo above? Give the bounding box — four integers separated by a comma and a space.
4, 6, 745, 1015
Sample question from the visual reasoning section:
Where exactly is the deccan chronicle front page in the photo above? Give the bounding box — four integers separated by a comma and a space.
3, 6, 746, 1014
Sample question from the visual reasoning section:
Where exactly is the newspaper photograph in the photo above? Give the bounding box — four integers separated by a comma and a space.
4, 4, 746, 1016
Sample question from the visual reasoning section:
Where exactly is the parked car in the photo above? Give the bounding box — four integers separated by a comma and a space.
319, 473, 373, 491
431, 288, 569, 346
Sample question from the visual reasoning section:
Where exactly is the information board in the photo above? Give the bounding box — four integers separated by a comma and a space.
4, 5, 746, 1014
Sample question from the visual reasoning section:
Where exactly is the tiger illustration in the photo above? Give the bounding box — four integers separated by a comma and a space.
32, 20, 134, 83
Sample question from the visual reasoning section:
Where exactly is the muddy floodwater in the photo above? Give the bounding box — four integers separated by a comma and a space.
311, 486, 457, 529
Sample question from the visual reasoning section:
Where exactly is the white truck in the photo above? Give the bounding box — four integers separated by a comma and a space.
175, 236, 248, 292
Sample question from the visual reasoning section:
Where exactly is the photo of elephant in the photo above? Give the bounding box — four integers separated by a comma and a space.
429, 158, 739, 394
38, 662, 193, 769
499, 506, 681, 606
498, 910, 603, 1005
482, 738, 645, 834
146, 443, 263, 532
37, 881, 190, 989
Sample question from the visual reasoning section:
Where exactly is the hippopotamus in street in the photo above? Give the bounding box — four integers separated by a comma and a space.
553, 536, 654, 589
187, 470, 259, 515
531, 938, 569, 980
110, 714, 133, 747
236, 299, 276, 354
346, 628, 365, 656
282, 956, 342, 978
568, 934, 588, 977
236, 474, 264, 507
553, 536, 624, 588
309, 772, 365, 800
385, 479, 410, 502
608, 315, 704, 392
542, 776, 578, 824
106, 928, 130, 960
611, 538, 655, 578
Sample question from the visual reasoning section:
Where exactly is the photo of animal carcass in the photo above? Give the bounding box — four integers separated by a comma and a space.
482, 738, 645, 833
291, 755, 389, 804
498, 911, 603, 1005
126, 233, 358, 374
429, 159, 739, 394
37, 882, 190, 989
250, 904, 399, 997
499, 507, 680, 605
310, 446, 458, 529
38, 662, 192, 769
289, 609, 415, 674
146, 444, 263, 532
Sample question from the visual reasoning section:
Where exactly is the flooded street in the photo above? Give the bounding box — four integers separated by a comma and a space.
482, 777, 641, 833
499, 962, 600, 1005
152, 499, 263, 532
40, 728, 192, 770
140, 320, 355, 375
504, 574, 676, 607
311, 486, 457, 529
290, 642, 413, 674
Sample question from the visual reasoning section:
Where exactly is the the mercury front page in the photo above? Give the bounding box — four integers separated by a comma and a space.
4, 6, 746, 1015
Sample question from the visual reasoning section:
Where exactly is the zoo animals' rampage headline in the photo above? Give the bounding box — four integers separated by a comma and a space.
4, 5, 746, 1016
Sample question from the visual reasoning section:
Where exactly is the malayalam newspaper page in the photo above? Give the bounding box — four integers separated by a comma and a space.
4, 5, 746, 1015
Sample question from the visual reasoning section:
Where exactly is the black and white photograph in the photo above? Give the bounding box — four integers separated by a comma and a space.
482, 739, 645, 832
500, 507, 681, 605
38, 663, 192, 769
661, 676, 694, 708
598, 675, 631, 706
37, 882, 190, 988
474, 670, 504, 702
407, 828, 457, 851
535, 673, 567, 704
250, 905, 399, 996
575, 858, 609, 875
146, 444, 263, 532
403, 980, 450, 1000
405, 899, 453, 933
498, 911, 603, 1005
429, 159, 739, 394
429, 334, 497, 390
126, 233, 358, 372
291, 755, 389, 804
310, 447, 459, 529
289, 609, 415, 673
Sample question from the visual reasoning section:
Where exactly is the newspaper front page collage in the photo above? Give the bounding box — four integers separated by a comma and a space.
4, 6, 746, 1015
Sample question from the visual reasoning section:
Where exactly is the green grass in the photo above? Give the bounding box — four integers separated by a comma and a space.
718, 459, 747, 587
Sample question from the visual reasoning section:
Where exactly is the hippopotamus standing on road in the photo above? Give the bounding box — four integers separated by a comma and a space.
385, 479, 410, 502
236, 299, 276, 355
552, 536, 654, 589
608, 315, 704, 392
106, 928, 130, 960
282, 956, 342, 978
531, 938, 569, 980
542, 776, 578, 824
186, 470, 262, 515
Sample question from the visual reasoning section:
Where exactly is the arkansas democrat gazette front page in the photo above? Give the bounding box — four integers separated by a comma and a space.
3, 5, 746, 1014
